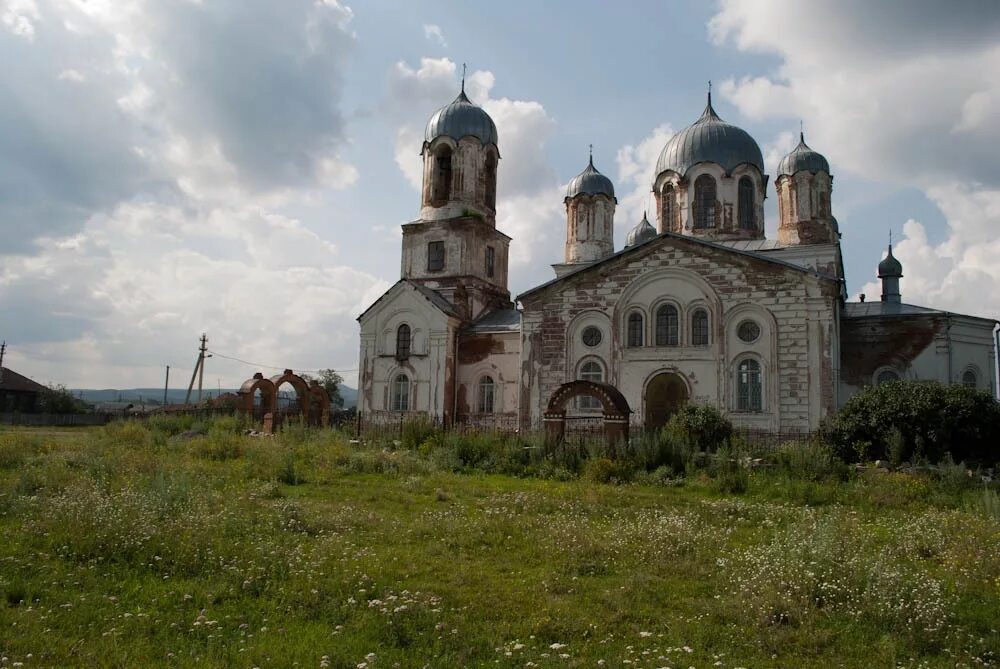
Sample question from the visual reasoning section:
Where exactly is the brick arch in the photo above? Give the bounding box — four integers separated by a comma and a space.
308, 380, 331, 427
238, 373, 277, 419
543, 381, 631, 451
270, 369, 311, 423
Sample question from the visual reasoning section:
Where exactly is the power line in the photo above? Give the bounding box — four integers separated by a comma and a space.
206, 349, 358, 375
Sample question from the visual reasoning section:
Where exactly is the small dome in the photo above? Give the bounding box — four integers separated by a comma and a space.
625, 212, 657, 248
424, 89, 498, 146
566, 156, 615, 200
777, 132, 830, 177
655, 93, 764, 179
877, 244, 903, 278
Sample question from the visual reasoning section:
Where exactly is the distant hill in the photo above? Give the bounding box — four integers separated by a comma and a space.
70, 385, 358, 408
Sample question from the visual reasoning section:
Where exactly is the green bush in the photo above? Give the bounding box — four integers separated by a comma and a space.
823, 381, 1000, 465
663, 403, 733, 453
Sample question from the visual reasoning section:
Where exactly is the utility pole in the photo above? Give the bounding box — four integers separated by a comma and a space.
163, 365, 170, 407
184, 334, 209, 406
0, 340, 5, 384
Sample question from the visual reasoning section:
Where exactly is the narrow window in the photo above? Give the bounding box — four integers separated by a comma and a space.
485, 246, 495, 278
627, 312, 644, 348
691, 309, 709, 346
578, 361, 603, 410
655, 305, 679, 346
738, 176, 755, 230
737, 359, 762, 412
427, 241, 445, 271
693, 174, 717, 229
433, 147, 452, 203
477, 376, 495, 414
962, 369, 977, 388
395, 324, 411, 360
391, 374, 409, 411
661, 183, 675, 231
484, 153, 497, 210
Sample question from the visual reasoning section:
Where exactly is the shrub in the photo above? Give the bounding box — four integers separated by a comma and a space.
400, 416, 440, 450
771, 439, 847, 482
823, 380, 1000, 465
663, 403, 733, 453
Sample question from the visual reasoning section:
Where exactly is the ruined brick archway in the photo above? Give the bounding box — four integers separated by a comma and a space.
543, 380, 631, 450
308, 380, 331, 427
238, 373, 278, 422
270, 369, 312, 424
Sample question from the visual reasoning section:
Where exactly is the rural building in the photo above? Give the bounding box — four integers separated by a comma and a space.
357, 86, 997, 432
0, 366, 48, 413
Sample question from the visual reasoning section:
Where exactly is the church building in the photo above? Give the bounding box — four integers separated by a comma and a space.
357, 84, 997, 433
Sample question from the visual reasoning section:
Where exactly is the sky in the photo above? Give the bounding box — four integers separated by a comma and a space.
1, 0, 999, 390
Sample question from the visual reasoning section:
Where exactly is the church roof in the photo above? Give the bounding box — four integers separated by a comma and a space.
877, 244, 903, 278
843, 301, 995, 324
0, 367, 48, 393
624, 212, 656, 247
356, 279, 459, 322
517, 230, 840, 302
777, 132, 830, 177
565, 156, 615, 200
424, 89, 498, 146
654, 93, 764, 179
463, 308, 521, 333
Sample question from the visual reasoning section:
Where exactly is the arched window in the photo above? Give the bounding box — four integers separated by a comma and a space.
627, 312, 644, 348
876, 369, 899, 386
661, 183, 675, 230
693, 174, 717, 229
737, 359, 762, 412
395, 324, 411, 360
655, 304, 679, 346
738, 176, 755, 230
691, 309, 709, 346
578, 360, 603, 410
391, 374, 409, 411
484, 153, 497, 210
962, 369, 977, 388
477, 375, 495, 414
433, 146, 453, 203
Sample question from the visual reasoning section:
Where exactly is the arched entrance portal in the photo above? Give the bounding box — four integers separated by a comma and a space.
543, 380, 631, 450
644, 372, 688, 429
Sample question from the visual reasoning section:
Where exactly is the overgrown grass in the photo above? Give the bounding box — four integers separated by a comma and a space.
0, 418, 997, 668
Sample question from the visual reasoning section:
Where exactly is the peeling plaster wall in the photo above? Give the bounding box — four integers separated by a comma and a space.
455, 330, 520, 418
840, 314, 997, 401
357, 284, 459, 418
519, 237, 840, 432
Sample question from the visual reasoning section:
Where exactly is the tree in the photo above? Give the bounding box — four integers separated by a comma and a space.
36, 384, 88, 414
317, 369, 345, 409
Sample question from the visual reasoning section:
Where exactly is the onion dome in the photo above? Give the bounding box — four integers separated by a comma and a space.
566, 154, 615, 200
625, 211, 657, 248
424, 86, 498, 146
777, 132, 830, 177
877, 244, 903, 278
655, 92, 764, 178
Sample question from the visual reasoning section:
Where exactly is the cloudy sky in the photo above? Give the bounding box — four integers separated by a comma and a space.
2, 0, 998, 390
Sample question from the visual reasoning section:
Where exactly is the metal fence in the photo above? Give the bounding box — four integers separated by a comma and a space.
0, 412, 112, 426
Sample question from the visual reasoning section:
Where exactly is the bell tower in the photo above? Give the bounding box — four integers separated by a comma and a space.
400, 77, 512, 321
776, 131, 839, 245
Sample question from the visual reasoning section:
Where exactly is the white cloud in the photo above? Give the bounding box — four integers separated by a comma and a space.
423, 23, 446, 47
1, 0, 40, 40
710, 0, 1000, 319
615, 124, 675, 238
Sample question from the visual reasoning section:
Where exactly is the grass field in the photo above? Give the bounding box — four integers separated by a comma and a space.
0, 418, 998, 668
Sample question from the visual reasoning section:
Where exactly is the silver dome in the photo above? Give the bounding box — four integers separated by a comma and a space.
777, 132, 830, 177
877, 244, 903, 278
566, 156, 615, 200
625, 212, 657, 248
424, 89, 498, 146
655, 94, 764, 179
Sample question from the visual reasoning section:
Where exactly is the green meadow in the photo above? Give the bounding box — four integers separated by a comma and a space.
0, 417, 997, 668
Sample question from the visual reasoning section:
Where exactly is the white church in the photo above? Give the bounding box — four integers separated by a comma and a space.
357, 84, 997, 433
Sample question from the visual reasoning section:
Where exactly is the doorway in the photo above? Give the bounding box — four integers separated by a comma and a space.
644, 372, 688, 429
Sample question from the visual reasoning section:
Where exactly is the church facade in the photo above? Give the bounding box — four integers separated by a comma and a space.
357, 86, 997, 433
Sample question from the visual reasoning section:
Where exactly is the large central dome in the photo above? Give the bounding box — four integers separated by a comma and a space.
424, 89, 498, 146
655, 94, 764, 179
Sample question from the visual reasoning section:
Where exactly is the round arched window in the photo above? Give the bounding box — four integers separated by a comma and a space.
876, 369, 900, 386
962, 369, 978, 388
581, 326, 602, 347
737, 320, 761, 343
